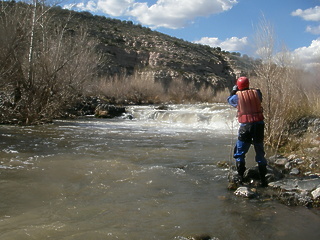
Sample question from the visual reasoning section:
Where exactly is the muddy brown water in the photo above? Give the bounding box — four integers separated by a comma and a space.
0, 104, 319, 240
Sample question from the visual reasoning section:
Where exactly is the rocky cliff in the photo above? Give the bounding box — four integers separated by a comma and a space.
52, 7, 255, 91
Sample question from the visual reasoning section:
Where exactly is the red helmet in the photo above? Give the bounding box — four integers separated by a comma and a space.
236, 77, 249, 90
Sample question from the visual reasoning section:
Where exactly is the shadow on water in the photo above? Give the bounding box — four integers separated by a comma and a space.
0, 104, 319, 240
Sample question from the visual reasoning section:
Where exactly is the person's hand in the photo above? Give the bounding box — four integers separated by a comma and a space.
230, 85, 238, 96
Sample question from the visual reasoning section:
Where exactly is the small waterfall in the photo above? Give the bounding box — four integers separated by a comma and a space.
126, 103, 239, 133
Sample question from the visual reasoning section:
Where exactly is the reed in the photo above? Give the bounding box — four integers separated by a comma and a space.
95, 73, 217, 104
95, 72, 164, 104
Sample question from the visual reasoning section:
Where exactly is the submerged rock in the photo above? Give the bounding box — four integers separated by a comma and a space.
176, 234, 219, 240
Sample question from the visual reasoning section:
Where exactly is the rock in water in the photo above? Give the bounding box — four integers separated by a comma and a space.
234, 187, 256, 198
95, 104, 126, 118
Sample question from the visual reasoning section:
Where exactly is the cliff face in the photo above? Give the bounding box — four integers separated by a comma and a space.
53, 8, 253, 91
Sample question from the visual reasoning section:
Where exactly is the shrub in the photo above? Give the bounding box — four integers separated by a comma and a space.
0, 2, 100, 124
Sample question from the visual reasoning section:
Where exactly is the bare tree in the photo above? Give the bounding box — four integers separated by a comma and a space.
0, 1, 100, 124
252, 15, 309, 149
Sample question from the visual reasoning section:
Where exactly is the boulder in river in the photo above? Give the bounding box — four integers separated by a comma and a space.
95, 104, 126, 118
234, 187, 257, 198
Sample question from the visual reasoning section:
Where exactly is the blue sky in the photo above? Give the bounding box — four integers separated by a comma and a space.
61, 0, 320, 72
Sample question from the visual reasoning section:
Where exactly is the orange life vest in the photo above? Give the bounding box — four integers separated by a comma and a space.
236, 89, 264, 123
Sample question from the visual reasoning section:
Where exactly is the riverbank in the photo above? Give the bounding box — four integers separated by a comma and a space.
227, 153, 320, 208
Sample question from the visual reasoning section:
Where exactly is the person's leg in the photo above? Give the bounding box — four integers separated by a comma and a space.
253, 143, 267, 165
252, 122, 268, 186
234, 140, 251, 178
234, 124, 252, 178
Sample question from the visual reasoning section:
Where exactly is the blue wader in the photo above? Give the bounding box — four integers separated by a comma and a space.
234, 121, 268, 185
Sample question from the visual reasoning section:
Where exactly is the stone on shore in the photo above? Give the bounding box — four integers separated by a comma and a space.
311, 187, 320, 200
266, 177, 320, 207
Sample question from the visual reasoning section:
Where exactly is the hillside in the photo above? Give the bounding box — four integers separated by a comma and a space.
50, 6, 256, 91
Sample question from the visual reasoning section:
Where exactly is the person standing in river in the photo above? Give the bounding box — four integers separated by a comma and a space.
227, 76, 268, 187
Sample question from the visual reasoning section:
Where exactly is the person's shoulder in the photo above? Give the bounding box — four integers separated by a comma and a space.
249, 88, 262, 93
249, 88, 260, 91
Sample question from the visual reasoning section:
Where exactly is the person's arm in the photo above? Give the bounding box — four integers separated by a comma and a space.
227, 85, 238, 107
227, 94, 238, 107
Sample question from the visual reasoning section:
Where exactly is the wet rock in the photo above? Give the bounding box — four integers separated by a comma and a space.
228, 165, 283, 189
269, 178, 320, 192
217, 161, 229, 168
289, 168, 300, 175
297, 178, 320, 191
66, 96, 100, 116
234, 187, 257, 198
243, 166, 260, 180
285, 161, 293, 170
267, 177, 320, 207
287, 154, 298, 160
242, 165, 283, 183
274, 157, 288, 168
227, 171, 242, 190
176, 235, 219, 240
265, 167, 285, 183
228, 153, 320, 207
156, 105, 170, 110
294, 158, 304, 165
187, 234, 214, 240
276, 191, 312, 207
296, 191, 313, 206
95, 104, 126, 118
309, 162, 317, 169
311, 187, 320, 200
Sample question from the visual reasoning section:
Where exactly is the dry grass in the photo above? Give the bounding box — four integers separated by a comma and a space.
94, 72, 164, 104
211, 88, 230, 103
94, 72, 219, 104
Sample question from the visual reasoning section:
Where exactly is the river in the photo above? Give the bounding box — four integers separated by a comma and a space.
0, 104, 319, 240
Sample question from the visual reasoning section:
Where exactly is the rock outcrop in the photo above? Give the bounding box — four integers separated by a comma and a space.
51, 8, 255, 91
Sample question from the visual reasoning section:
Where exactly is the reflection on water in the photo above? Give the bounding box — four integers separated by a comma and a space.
0, 104, 319, 240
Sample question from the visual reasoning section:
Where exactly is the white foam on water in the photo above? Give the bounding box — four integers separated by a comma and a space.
125, 103, 239, 134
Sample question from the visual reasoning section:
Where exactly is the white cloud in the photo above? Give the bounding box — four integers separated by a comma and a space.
293, 38, 320, 72
194, 36, 248, 52
128, 0, 238, 29
64, 0, 134, 16
63, 0, 238, 29
64, 1, 98, 13
306, 25, 320, 35
292, 6, 320, 36
291, 6, 320, 22
97, 0, 134, 16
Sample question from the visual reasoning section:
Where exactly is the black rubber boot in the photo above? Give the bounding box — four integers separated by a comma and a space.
258, 164, 268, 187
236, 161, 246, 183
